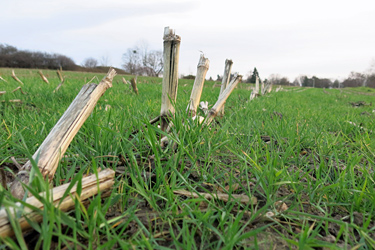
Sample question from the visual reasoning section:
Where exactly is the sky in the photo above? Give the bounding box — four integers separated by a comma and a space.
1, 0, 375, 81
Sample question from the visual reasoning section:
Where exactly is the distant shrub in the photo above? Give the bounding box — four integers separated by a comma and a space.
182, 74, 195, 79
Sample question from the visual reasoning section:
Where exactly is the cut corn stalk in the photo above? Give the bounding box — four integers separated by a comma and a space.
218, 59, 233, 117
38, 71, 49, 84
205, 74, 242, 125
160, 26, 181, 132
11, 70, 24, 85
56, 70, 63, 82
53, 78, 65, 93
187, 54, 209, 117
0, 76, 8, 83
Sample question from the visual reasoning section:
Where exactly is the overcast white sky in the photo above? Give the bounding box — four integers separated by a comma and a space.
1, 0, 375, 81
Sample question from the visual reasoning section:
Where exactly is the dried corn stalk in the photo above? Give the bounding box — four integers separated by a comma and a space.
160, 26, 181, 132
11, 70, 24, 85
187, 54, 209, 117
0, 169, 115, 238
218, 59, 233, 117
249, 89, 257, 101
56, 70, 63, 82
173, 189, 257, 204
260, 77, 265, 95
130, 78, 139, 95
10, 69, 116, 199
12, 87, 27, 94
254, 76, 259, 95
7, 99, 22, 103
205, 75, 242, 125
53, 78, 65, 93
38, 71, 49, 84
0, 76, 8, 83
266, 83, 273, 93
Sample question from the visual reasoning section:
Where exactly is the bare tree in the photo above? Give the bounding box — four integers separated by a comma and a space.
122, 41, 163, 77
313, 77, 332, 88
342, 72, 366, 87
122, 48, 141, 75
100, 54, 111, 66
82, 57, 98, 68
364, 59, 375, 88
268, 74, 290, 85
366, 58, 375, 75
142, 50, 163, 77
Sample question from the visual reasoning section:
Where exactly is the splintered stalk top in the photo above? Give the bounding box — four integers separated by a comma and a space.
188, 54, 210, 116
160, 27, 181, 119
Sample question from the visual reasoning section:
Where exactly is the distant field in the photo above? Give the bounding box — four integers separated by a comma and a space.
0, 68, 374, 249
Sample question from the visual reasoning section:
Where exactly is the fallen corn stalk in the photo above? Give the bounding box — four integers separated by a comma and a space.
173, 189, 257, 205
0, 168, 115, 238
2, 99, 22, 103
12, 87, 27, 95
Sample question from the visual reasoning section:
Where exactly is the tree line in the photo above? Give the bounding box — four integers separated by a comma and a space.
0, 44, 77, 70
2, 42, 375, 88
0, 44, 127, 73
0, 42, 163, 76
237, 67, 375, 88
265, 72, 375, 88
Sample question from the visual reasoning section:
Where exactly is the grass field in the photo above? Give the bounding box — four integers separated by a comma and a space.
0, 68, 375, 249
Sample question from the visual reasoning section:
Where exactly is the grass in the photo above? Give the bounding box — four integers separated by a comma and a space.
0, 68, 375, 249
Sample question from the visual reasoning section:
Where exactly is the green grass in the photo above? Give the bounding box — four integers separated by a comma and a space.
1, 68, 375, 249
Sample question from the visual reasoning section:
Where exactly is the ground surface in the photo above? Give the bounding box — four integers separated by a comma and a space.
0, 68, 374, 249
